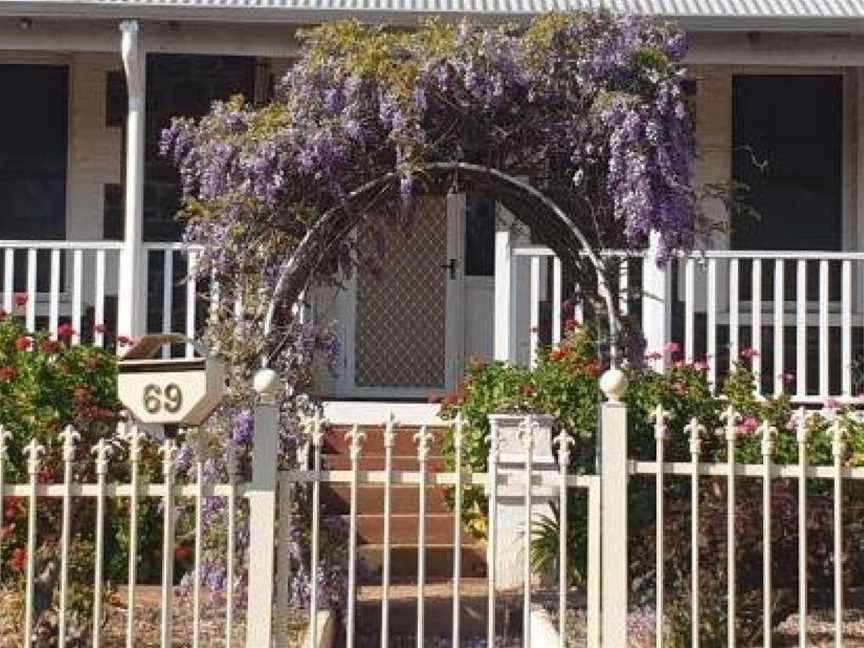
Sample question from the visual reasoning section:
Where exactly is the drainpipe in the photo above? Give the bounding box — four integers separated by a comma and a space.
118, 20, 146, 341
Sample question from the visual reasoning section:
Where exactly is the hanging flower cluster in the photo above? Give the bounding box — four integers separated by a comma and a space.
162, 11, 696, 290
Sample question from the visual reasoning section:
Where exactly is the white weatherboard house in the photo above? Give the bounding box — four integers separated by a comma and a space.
2, 1, 864, 423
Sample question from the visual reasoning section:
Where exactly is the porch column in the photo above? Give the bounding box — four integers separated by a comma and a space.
493, 226, 514, 363
642, 231, 671, 369
119, 20, 146, 340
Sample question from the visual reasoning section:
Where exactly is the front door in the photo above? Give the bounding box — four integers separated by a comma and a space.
351, 195, 464, 397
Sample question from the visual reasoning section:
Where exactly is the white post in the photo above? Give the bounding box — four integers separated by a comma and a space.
488, 414, 556, 590
642, 232, 670, 368
119, 20, 146, 340
245, 369, 281, 646
494, 227, 514, 363
600, 368, 629, 647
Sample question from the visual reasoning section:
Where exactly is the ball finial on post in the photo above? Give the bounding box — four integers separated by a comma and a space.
253, 368, 281, 404
599, 368, 628, 402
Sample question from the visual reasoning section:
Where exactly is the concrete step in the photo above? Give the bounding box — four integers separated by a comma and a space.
358, 546, 487, 582
322, 484, 451, 515
332, 513, 478, 545
324, 425, 449, 456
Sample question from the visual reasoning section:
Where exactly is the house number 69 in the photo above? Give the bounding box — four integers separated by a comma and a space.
143, 383, 183, 414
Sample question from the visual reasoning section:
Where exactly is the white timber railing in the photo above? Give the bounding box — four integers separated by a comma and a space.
495, 238, 864, 402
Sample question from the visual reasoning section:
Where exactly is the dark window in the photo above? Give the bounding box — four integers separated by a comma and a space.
105, 70, 127, 128
465, 196, 495, 276
732, 75, 843, 251
103, 183, 124, 240
144, 54, 256, 241
0, 64, 68, 242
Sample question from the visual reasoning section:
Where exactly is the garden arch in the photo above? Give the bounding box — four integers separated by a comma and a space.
263, 161, 623, 365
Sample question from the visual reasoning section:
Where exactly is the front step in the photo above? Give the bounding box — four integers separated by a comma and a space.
321, 423, 485, 583
358, 545, 487, 582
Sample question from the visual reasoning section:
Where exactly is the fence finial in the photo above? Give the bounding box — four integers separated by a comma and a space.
159, 438, 179, 474
793, 407, 815, 444
599, 368, 628, 402
59, 425, 81, 462
345, 424, 367, 461
649, 405, 671, 440
684, 418, 705, 456
23, 439, 45, 474
307, 410, 326, 448
720, 405, 741, 441
414, 426, 434, 462
830, 419, 846, 458
92, 438, 113, 475
758, 420, 778, 456
452, 412, 464, 451
0, 425, 10, 458
383, 411, 398, 449
553, 429, 575, 464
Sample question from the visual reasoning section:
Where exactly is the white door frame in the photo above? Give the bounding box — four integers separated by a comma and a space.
329, 195, 466, 399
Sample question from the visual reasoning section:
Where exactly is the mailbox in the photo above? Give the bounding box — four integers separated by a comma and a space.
117, 333, 225, 426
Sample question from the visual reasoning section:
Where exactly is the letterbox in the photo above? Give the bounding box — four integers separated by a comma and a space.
117, 333, 225, 426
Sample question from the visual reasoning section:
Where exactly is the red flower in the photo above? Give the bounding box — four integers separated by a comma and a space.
0, 308, 7, 320
14, 336, 31, 352
93, 324, 106, 335
56, 323, 75, 340
0, 524, 13, 540
85, 357, 102, 371
549, 348, 566, 361
585, 361, 601, 378
467, 356, 487, 372
174, 546, 192, 561
564, 318, 579, 332
520, 383, 536, 397
0, 367, 15, 383
73, 387, 90, 403
13, 293, 27, 307
40, 340, 60, 354
8, 547, 26, 572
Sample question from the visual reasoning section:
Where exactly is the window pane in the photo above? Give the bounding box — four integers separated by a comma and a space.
465, 196, 495, 276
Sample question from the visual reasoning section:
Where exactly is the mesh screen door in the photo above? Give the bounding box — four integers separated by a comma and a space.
355, 196, 448, 389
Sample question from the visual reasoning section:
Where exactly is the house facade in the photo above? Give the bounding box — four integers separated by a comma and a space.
1, 1, 863, 421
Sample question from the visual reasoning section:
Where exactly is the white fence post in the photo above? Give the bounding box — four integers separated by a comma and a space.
494, 227, 515, 363
642, 232, 670, 367
600, 369, 629, 647
245, 368, 281, 646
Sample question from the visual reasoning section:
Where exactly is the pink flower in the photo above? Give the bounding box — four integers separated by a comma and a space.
14, 337, 31, 352
781, 373, 795, 387
56, 323, 75, 340
664, 341, 681, 356
824, 398, 840, 410
12, 293, 27, 308
741, 347, 759, 360
739, 417, 759, 436
0, 367, 15, 383
644, 352, 662, 361
93, 324, 106, 335
693, 360, 709, 372
564, 318, 579, 331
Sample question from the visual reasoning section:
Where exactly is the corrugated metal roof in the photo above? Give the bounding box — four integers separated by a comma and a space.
7, 0, 864, 28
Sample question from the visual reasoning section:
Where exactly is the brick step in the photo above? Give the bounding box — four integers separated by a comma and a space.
331, 513, 479, 545
322, 484, 451, 515
324, 425, 449, 456
358, 545, 487, 582
321, 455, 447, 472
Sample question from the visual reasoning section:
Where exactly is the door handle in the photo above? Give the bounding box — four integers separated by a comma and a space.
440, 258, 457, 280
